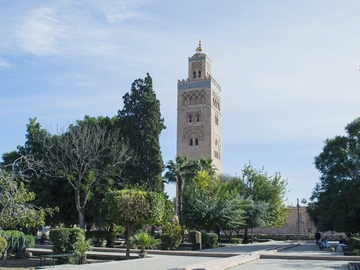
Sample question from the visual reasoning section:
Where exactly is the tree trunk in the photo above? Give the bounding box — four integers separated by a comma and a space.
140, 246, 147, 258
242, 228, 249, 244
126, 224, 132, 260
106, 223, 116, 248
177, 177, 182, 216
75, 185, 86, 228
78, 207, 85, 229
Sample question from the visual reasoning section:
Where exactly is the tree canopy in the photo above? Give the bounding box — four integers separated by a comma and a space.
241, 164, 288, 228
308, 117, 360, 233
0, 169, 53, 229
182, 177, 246, 232
117, 73, 166, 192
219, 165, 288, 243
104, 188, 165, 259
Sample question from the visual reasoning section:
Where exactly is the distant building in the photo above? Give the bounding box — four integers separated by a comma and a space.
252, 206, 317, 235
177, 41, 222, 173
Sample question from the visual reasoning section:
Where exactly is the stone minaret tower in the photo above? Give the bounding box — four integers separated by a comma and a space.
177, 41, 222, 173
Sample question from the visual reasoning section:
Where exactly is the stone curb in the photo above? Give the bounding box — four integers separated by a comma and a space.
260, 253, 360, 261
90, 247, 235, 257
33, 245, 236, 258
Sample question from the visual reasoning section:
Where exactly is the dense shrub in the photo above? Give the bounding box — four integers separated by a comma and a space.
25, 235, 35, 248
201, 233, 210, 248
50, 228, 90, 264
161, 220, 183, 250
0, 230, 34, 259
0, 237, 7, 258
230, 238, 242, 244
189, 230, 218, 250
0, 230, 35, 258
85, 231, 116, 247
207, 233, 218, 248
0, 230, 24, 258
347, 237, 360, 255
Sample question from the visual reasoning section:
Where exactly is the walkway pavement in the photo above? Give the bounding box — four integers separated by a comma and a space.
228, 241, 356, 270
32, 241, 360, 270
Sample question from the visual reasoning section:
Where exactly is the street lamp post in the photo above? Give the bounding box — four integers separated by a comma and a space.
297, 198, 300, 241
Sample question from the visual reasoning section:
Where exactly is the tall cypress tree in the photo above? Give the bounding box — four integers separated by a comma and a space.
117, 74, 166, 192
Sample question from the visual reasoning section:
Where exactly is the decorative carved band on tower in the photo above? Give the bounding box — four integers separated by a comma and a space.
176, 42, 222, 174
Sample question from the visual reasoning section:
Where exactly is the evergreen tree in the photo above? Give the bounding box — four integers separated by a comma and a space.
117, 73, 166, 192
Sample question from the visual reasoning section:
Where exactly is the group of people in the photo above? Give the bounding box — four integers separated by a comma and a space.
315, 230, 348, 252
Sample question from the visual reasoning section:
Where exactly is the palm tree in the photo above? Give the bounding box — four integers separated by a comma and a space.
197, 157, 217, 177
130, 231, 160, 258
164, 156, 197, 216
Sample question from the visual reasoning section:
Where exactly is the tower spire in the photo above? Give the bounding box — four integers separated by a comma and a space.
196, 40, 202, 53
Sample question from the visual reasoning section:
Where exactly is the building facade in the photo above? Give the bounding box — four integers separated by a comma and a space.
176, 41, 222, 173
252, 206, 317, 235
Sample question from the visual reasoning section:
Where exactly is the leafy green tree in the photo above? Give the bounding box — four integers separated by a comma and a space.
242, 199, 268, 242
0, 151, 21, 172
309, 117, 360, 233
301, 198, 307, 206
0, 170, 52, 229
29, 175, 78, 227
182, 173, 246, 232
105, 188, 165, 259
238, 164, 288, 243
117, 74, 166, 192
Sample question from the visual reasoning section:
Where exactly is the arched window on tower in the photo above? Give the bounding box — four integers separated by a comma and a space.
196, 115, 200, 122
195, 138, 198, 145
189, 115, 192, 122
193, 71, 196, 78
190, 139, 193, 146
198, 70, 201, 78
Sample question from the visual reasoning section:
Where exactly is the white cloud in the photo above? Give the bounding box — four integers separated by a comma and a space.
12, 1, 150, 57
19, 7, 67, 56
85, 0, 150, 23
106, 10, 148, 23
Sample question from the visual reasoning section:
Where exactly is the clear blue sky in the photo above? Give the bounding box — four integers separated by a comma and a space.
1, 1, 360, 206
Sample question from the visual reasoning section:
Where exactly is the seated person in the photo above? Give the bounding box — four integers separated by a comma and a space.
337, 236, 348, 252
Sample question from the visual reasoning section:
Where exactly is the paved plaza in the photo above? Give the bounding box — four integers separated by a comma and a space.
33, 241, 360, 270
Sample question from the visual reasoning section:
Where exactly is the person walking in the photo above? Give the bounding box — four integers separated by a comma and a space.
315, 230, 321, 244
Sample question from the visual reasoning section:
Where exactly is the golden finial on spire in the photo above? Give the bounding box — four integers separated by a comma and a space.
196, 39, 202, 53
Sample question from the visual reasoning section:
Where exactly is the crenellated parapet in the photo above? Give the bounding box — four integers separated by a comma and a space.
178, 75, 221, 92
210, 76, 221, 91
